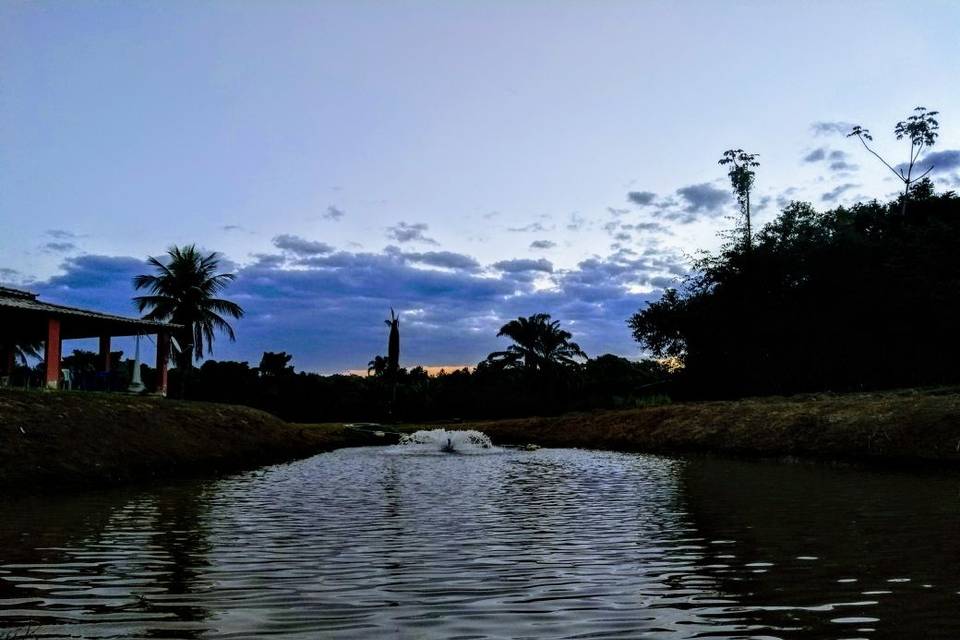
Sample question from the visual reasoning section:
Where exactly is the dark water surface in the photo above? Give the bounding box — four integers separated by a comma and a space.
2, 447, 960, 639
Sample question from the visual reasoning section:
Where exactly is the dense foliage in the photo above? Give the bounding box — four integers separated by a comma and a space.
169, 351, 668, 423
629, 181, 960, 398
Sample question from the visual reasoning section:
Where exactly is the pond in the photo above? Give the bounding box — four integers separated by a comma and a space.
2, 443, 960, 639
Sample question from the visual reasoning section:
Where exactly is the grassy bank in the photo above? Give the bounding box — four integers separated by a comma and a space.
468, 388, 960, 464
5, 387, 960, 492
0, 389, 381, 491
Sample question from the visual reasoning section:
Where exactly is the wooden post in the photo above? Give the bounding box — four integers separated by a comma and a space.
44, 317, 61, 390
155, 332, 169, 397
0, 344, 13, 375
98, 335, 111, 372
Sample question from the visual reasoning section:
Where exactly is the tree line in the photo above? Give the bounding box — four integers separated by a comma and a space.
630, 107, 958, 397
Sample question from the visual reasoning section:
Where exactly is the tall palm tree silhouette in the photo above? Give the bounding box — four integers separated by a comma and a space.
487, 313, 586, 371
133, 245, 244, 395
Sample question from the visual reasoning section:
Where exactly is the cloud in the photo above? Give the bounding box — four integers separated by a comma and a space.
43, 242, 77, 253
324, 205, 345, 221
507, 222, 551, 233
386, 222, 438, 245
23, 241, 693, 372
811, 121, 854, 136
775, 187, 799, 209
821, 183, 858, 202
804, 148, 857, 172
829, 160, 857, 171
627, 191, 657, 206
272, 234, 335, 256
895, 149, 960, 176
566, 213, 586, 231
632, 222, 668, 233
607, 207, 630, 216
391, 248, 480, 271
46, 229, 83, 240
0, 267, 22, 284
530, 240, 556, 250
492, 258, 554, 274
675, 183, 731, 215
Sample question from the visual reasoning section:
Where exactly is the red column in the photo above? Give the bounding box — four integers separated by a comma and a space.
98, 335, 111, 372
155, 332, 169, 397
44, 317, 61, 389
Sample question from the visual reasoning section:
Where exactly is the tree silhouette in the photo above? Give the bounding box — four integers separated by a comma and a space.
848, 106, 940, 215
385, 309, 400, 377
487, 313, 587, 371
368, 355, 387, 377
719, 149, 760, 251
258, 351, 293, 377
13, 342, 41, 366
133, 245, 244, 395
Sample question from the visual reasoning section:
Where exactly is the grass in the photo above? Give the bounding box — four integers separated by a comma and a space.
0, 389, 381, 491
5, 385, 960, 492
462, 387, 960, 464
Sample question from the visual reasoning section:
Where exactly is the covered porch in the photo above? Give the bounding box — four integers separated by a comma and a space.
0, 286, 177, 395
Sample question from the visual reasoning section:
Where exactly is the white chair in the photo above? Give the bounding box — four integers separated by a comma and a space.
60, 368, 72, 391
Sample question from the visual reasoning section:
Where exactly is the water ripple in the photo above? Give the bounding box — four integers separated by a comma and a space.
2, 447, 960, 638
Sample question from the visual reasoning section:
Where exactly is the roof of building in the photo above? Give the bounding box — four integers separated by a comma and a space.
0, 286, 178, 340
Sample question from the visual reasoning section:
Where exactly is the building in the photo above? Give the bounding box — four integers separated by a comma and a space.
0, 286, 177, 395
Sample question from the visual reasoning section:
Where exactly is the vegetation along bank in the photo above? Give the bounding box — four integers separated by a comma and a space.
0, 389, 381, 491
5, 386, 960, 493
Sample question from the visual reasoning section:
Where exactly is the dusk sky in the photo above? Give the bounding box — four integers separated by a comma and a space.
2, 1, 959, 373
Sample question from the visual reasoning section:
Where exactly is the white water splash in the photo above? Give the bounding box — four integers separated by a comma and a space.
396, 429, 497, 454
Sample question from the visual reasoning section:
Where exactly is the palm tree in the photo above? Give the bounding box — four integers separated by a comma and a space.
368, 355, 387, 377
133, 245, 244, 393
487, 313, 586, 371
385, 309, 400, 377
13, 342, 41, 365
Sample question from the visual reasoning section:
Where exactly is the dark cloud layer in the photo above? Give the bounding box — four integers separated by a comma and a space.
25, 244, 688, 372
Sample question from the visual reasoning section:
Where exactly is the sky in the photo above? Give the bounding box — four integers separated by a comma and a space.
2, 0, 959, 373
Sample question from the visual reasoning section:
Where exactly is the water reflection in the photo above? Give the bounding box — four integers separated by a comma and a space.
0, 482, 215, 638
1, 449, 960, 638
678, 458, 960, 638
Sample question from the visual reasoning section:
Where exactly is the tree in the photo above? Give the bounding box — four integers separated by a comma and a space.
848, 106, 940, 215
259, 351, 293, 377
133, 245, 244, 396
385, 309, 400, 377
367, 355, 387, 377
12, 342, 41, 366
487, 313, 587, 371
719, 149, 760, 251
627, 288, 688, 361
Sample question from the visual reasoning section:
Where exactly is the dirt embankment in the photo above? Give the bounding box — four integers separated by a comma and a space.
469, 389, 960, 464
5, 387, 960, 492
0, 389, 378, 491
